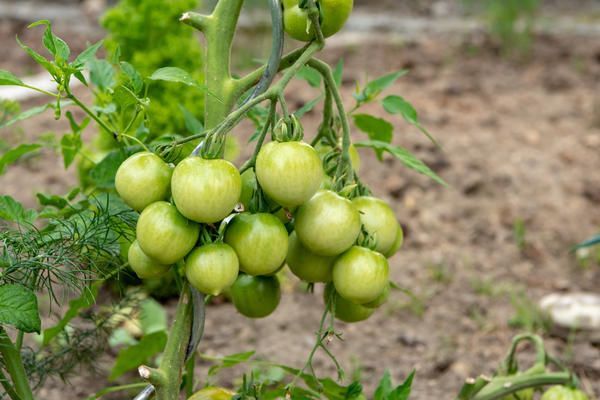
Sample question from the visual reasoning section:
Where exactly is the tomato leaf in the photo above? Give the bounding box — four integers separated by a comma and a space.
353, 71, 408, 103
296, 66, 322, 88
139, 298, 167, 335
89, 58, 115, 92
120, 61, 143, 94
381, 95, 441, 148
0, 70, 25, 87
179, 104, 204, 134
296, 94, 323, 117
374, 370, 393, 400
352, 114, 393, 143
333, 58, 344, 88
109, 331, 167, 380
0, 285, 41, 333
0, 144, 41, 175
42, 282, 100, 345
354, 140, 448, 186
388, 370, 415, 400
0, 102, 73, 129
15, 35, 59, 77
0, 195, 38, 226
28, 20, 70, 64
72, 40, 104, 68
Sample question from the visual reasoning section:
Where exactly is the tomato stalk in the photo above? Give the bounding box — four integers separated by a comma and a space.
239, 99, 278, 174
0, 327, 35, 400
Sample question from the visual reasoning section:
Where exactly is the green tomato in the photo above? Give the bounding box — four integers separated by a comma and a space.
188, 387, 236, 400
383, 225, 404, 258
224, 213, 289, 276
282, 0, 354, 42
353, 196, 399, 255
501, 388, 534, 400
239, 169, 257, 210
286, 231, 336, 283
333, 246, 389, 304
185, 243, 239, 296
363, 282, 390, 308
115, 152, 172, 212
324, 282, 374, 323
295, 190, 361, 256
230, 274, 281, 318
136, 201, 200, 264
171, 157, 241, 223
541, 386, 589, 400
255, 141, 323, 208
128, 239, 171, 279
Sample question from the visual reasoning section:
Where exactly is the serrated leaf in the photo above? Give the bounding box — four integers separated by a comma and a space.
296, 95, 323, 117
333, 59, 344, 88
120, 61, 143, 94
89, 58, 115, 92
72, 40, 103, 68
354, 140, 448, 186
381, 95, 441, 148
0, 144, 41, 175
0, 70, 25, 86
36, 193, 68, 209
0, 285, 41, 333
296, 66, 321, 88
16, 35, 59, 77
91, 146, 140, 189
389, 370, 415, 400
139, 298, 167, 335
109, 331, 167, 380
42, 283, 99, 345
0, 195, 38, 225
353, 114, 393, 143
179, 104, 203, 134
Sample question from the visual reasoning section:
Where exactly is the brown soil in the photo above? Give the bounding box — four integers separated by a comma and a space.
2, 10, 600, 400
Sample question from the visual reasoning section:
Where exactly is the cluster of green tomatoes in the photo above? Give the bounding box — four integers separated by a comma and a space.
115, 138, 402, 322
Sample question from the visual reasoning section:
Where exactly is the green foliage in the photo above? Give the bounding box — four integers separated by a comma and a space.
508, 290, 551, 333
0, 285, 41, 333
110, 331, 168, 380
513, 218, 527, 251
101, 0, 205, 137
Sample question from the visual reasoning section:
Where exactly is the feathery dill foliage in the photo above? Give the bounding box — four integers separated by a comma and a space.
0, 194, 137, 307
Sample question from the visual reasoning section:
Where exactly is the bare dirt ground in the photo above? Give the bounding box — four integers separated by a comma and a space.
2, 4, 600, 400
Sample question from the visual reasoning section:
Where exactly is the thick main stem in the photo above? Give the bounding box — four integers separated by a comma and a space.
0, 327, 34, 400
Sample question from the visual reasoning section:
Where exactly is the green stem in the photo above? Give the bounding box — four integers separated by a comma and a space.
121, 134, 151, 152
0, 369, 20, 400
65, 88, 116, 138
84, 382, 149, 400
473, 372, 573, 400
15, 331, 23, 352
239, 99, 277, 174
23, 84, 60, 98
185, 354, 196, 398
0, 327, 34, 400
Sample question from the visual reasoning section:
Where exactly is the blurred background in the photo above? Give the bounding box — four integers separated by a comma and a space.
1, 1, 600, 399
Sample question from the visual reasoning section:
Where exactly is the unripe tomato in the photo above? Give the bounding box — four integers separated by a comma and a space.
541, 386, 589, 400
230, 274, 281, 318
115, 152, 172, 212
286, 231, 336, 283
128, 239, 171, 279
171, 157, 241, 223
324, 282, 374, 323
188, 387, 236, 400
383, 225, 404, 258
239, 169, 295, 223
185, 243, 239, 296
282, 0, 353, 42
255, 141, 323, 207
136, 201, 200, 265
501, 388, 534, 400
333, 246, 389, 304
353, 196, 399, 255
225, 213, 288, 276
363, 282, 390, 308
295, 190, 361, 256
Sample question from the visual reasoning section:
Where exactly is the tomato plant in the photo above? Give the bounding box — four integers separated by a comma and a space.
0, 0, 586, 399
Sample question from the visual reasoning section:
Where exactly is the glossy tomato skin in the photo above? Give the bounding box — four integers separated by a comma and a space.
230, 274, 281, 318
171, 157, 241, 223
115, 152, 172, 212
187, 387, 236, 400
255, 141, 323, 208
136, 201, 200, 265
224, 213, 289, 276
333, 246, 389, 304
324, 282, 374, 323
295, 190, 361, 256
363, 282, 390, 308
286, 231, 336, 283
353, 196, 399, 255
541, 386, 588, 400
383, 225, 404, 258
128, 239, 171, 279
185, 243, 239, 296
282, 0, 353, 41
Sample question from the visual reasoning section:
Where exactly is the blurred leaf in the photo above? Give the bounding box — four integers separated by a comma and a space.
389, 370, 414, 400
179, 104, 203, 134
571, 234, 600, 252
296, 95, 323, 117
0, 195, 38, 225
120, 61, 143, 94
72, 40, 104, 68
29, 20, 70, 63
0, 70, 25, 86
0, 285, 41, 333
0, 144, 41, 174
109, 331, 167, 380
0, 101, 72, 129
296, 66, 321, 88
42, 282, 99, 345
354, 140, 448, 186
354, 71, 407, 103
16, 35, 59, 77
333, 59, 344, 88
89, 58, 115, 92
375, 370, 393, 400
382, 95, 440, 148
353, 114, 393, 143
148, 67, 207, 92
139, 298, 167, 335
